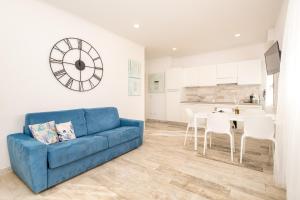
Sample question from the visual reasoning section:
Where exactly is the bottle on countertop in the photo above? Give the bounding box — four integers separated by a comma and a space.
235, 106, 240, 115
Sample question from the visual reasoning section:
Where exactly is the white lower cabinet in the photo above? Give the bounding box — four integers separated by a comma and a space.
148, 94, 166, 120
166, 91, 181, 122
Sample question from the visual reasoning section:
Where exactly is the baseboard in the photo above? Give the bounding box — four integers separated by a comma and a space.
146, 119, 187, 127
0, 167, 11, 176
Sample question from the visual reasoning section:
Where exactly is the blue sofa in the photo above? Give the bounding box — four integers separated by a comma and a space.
7, 107, 144, 193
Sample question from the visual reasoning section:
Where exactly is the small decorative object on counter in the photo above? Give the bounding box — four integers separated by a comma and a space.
234, 106, 240, 115
250, 94, 254, 103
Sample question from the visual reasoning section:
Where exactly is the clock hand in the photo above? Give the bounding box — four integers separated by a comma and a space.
80, 70, 82, 82
85, 65, 103, 70
63, 61, 75, 65
79, 49, 82, 61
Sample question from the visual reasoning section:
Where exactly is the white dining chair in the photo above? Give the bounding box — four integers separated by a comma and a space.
240, 116, 275, 163
184, 108, 206, 146
203, 113, 234, 162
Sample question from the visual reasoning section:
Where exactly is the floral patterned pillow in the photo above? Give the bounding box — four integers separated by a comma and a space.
29, 121, 59, 145
55, 121, 76, 141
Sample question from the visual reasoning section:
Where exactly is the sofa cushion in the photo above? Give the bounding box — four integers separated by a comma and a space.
29, 121, 59, 145
85, 107, 120, 135
94, 126, 139, 148
55, 121, 76, 141
47, 135, 108, 169
25, 109, 87, 138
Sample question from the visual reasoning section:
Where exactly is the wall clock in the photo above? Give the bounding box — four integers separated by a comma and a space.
49, 37, 103, 92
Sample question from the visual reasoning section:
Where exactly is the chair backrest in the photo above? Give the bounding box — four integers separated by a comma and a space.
185, 108, 194, 123
206, 113, 231, 134
244, 116, 275, 140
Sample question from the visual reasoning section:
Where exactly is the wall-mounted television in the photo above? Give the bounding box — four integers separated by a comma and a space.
264, 41, 281, 75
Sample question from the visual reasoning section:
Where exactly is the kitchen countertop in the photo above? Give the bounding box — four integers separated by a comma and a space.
180, 101, 261, 106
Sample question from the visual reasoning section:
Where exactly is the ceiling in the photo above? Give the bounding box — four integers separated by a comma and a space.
40, 0, 283, 59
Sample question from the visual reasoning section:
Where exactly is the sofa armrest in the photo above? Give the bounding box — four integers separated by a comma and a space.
120, 118, 144, 144
7, 133, 48, 193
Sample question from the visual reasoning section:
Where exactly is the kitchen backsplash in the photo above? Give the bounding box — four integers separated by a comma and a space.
181, 84, 261, 104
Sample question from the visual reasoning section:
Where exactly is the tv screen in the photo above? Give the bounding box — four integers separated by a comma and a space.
265, 41, 281, 75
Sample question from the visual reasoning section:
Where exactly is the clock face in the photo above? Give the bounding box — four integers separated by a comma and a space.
49, 37, 103, 92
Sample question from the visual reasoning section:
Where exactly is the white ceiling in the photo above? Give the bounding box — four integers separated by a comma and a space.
40, 0, 283, 59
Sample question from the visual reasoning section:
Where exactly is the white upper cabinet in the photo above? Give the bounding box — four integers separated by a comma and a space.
216, 63, 238, 84
183, 65, 217, 87
166, 68, 183, 90
181, 59, 262, 87
237, 59, 262, 85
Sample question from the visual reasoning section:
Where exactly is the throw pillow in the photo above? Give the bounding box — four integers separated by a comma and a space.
29, 121, 59, 145
55, 121, 76, 141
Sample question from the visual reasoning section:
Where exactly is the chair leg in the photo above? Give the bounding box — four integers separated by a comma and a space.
243, 138, 246, 154
209, 133, 212, 148
229, 134, 234, 162
203, 131, 208, 155
232, 133, 235, 152
184, 125, 190, 146
240, 136, 245, 163
272, 140, 277, 161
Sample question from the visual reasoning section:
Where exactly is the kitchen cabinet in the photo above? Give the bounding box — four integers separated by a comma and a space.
237, 60, 262, 85
183, 65, 217, 87
166, 91, 181, 122
166, 68, 183, 90
216, 63, 238, 84
147, 94, 166, 120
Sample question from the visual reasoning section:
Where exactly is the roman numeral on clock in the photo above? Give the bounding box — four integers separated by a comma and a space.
65, 78, 74, 88
93, 74, 101, 81
79, 82, 84, 92
64, 38, 72, 50
53, 45, 66, 54
89, 80, 94, 88
50, 58, 63, 64
78, 39, 82, 50
54, 69, 67, 79
95, 67, 103, 70
93, 57, 100, 61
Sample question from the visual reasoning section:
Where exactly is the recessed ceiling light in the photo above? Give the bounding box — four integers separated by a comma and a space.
133, 24, 140, 29
172, 47, 177, 51
234, 33, 241, 38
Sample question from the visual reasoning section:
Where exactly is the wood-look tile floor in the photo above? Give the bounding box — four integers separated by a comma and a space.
0, 121, 286, 200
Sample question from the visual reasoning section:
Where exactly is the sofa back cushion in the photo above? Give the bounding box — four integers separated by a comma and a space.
85, 107, 120, 134
24, 109, 87, 138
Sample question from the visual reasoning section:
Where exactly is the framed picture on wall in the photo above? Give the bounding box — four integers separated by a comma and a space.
128, 59, 142, 96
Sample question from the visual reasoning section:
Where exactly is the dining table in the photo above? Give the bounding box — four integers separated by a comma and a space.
193, 111, 276, 150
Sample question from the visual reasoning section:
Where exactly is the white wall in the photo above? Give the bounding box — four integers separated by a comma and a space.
172, 43, 268, 68
0, 0, 145, 169
274, 0, 289, 48
146, 43, 268, 120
